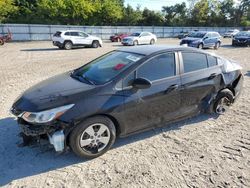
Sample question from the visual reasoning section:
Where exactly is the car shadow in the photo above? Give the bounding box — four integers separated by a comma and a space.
0, 113, 218, 186
220, 44, 249, 49
20, 48, 61, 52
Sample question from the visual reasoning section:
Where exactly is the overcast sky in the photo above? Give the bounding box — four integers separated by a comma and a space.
124, 0, 188, 11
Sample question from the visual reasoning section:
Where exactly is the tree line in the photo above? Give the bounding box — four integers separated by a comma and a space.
0, 0, 249, 27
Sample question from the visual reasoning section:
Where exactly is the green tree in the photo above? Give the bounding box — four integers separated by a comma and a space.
162, 2, 187, 26
121, 5, 142, 25
142, 8, 164, 26
0, 0, 18, 23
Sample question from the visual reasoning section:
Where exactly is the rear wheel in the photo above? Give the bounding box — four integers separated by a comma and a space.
92, 40, 99, 48
150, 39, 155, 45
213, 89, 234, 115
69, 116, 116, 158
64, 41, 73, 50
0, 39, 4, 45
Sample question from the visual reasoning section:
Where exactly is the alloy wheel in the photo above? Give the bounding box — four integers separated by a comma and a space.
79, 123, 111, 153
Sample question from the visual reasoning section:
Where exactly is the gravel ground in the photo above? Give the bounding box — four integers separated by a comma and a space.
0, 39, 249, 188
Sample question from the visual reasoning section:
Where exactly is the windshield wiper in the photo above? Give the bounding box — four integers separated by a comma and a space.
81, 75, 95, 85
71, 72, 95, 85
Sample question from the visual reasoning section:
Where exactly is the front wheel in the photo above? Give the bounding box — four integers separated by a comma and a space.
133, 40, 138, 46
69, 116, 116, 158
198, 43, 203, 49
214, 42, 220, 50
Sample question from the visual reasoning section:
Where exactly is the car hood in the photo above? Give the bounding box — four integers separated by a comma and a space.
234, 36, 250, 39
123, 36, 138, 40
12, 72, 95, 112
182, 37, 202, 41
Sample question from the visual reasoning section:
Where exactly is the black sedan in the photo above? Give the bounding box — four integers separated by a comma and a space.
232, 31, 250, 46
11, 46, 243, 158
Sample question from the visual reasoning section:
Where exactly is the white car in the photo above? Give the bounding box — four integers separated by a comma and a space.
52, 30, 103, 50
223, 29, 240, 38
122, 32, 157, 46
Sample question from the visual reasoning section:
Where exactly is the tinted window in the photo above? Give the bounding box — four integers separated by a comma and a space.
65, 32, 70, 36
70, 32, 79, 36
54, 31, 61, 37
182, 52, 208, 73
137, 53, 175, 81
207, 55, 217, 67
79, 32, 88, 37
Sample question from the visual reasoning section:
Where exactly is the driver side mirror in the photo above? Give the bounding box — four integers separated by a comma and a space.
204, 36, 208, 39
131, 78, 151, 89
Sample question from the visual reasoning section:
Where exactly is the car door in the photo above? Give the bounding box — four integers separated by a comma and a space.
121, 52, 182, 134
179, 51, 222, 115
70, 32, 81, 45
78, 32, 90, 45
203, 33, 212, 47
138, 32, 148, 44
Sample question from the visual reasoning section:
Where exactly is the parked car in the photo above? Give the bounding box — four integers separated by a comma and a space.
180, 31, 222, 49
11, 46, 243, 158
232, 31, 250, 46
122, 32, 157, 46
110, 33, 129, 42
223, 29, 239, 38
0, 29, 12, 46
178, 31, 189, 39
52, 30, 103, 50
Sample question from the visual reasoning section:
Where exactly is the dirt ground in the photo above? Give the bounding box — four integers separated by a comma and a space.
0, 39, 249, 188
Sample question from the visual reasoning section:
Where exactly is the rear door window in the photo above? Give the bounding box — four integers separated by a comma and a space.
70, 32, 79, 36
182, 52, 208, 73
207, 55, 217, 67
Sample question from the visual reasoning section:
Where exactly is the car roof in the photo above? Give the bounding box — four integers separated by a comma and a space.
57, 30, 85, 33
117, 45, 202, 56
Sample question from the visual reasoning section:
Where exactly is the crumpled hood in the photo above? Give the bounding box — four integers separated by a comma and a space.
12, 72, 95, 112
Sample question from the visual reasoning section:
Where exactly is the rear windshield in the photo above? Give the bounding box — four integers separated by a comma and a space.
53, 31, 61, 37
188, 32, 206, 38
72, 51, 144, 85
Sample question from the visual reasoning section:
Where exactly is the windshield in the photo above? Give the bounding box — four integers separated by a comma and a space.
72, 51, 144, 85
235, 31, 250, 37
188, 32, 206, 38
130, 33, 140, 36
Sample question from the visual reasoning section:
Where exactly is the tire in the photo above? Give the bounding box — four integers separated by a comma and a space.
150, 39, 155, 45
69, 116, 116, 158
198, 43, 203, 49
212, 89, 234, 115
0, 39, 4, 45
133, 40, 138, 46
92, 40, 99, 48
214, 42, 220, 50
64, 41, 73, 50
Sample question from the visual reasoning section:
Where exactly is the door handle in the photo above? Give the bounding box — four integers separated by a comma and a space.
165, 84, 179, 94
208, 73, 218, 80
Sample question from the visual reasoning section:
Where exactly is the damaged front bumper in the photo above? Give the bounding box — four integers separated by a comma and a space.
17, 118, 68, 152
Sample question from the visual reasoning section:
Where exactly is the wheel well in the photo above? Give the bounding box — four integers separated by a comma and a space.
64, 40, 72, 45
